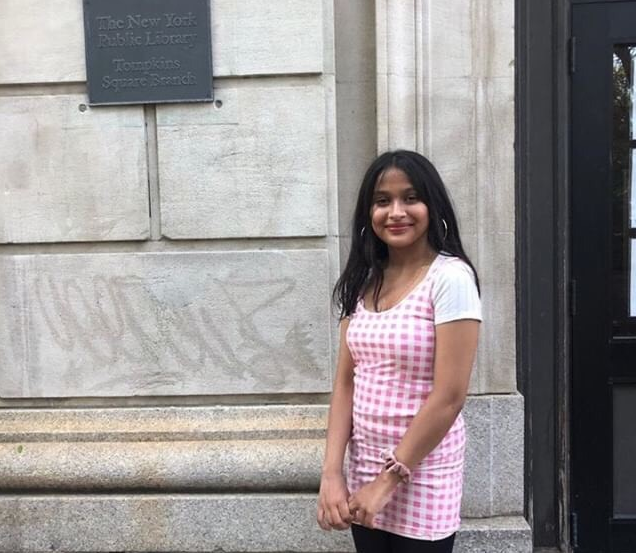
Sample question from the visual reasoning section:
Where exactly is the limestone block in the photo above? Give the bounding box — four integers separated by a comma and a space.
0, 439, 323, 491
492, 396, 524, 514
376, 1, 417, 151
157, 83, 328, 238
334, 0, 375, 81
429, 2, 473, 79
335, 80, 377, 236
428, 74, 515, 394
428, 77, 478, 239
376, 72, 390, 151
457, 517, 532, 553
0, 405, 328, 491
0, 250, 331, 397
0, 397, 524, 517
0, 404, 328, 442
462, 395, 525, 517
212, 0, 323, 76
462, 396, 493, 517
0, 95, 149, 243
427, 0, 513, 81
475, 0, 515, 79
0, 0, 322, 84
476, 77, 515, 234
0, 0, 86, 84
476, 232, 516, 393
474, 76, 515, 393
0, 494, 355, 553
0, 494, 530, 552
387, 73, 417, 149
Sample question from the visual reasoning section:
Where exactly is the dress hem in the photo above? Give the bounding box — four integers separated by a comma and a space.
355, 520, 460, 541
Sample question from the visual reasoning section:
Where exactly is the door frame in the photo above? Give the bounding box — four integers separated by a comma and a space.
518, 0, 636, 550
516, 0, 571, 549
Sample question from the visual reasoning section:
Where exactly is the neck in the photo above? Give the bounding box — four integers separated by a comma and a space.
386, 242, 436, 271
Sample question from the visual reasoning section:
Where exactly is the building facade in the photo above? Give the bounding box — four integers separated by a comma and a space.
0, 1, 529, 552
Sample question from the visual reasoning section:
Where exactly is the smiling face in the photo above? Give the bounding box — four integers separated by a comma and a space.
370, 167, 430, 253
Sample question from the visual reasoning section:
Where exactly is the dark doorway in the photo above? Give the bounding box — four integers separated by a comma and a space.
571, 3, 636, 552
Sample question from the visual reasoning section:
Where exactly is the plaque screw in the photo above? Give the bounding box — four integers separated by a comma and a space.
78, 104, 87, 113
214, 100, 223, 109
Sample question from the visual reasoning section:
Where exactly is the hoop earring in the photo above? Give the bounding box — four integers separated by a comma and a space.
441, 219, 448, 241
360, 226, 367, 238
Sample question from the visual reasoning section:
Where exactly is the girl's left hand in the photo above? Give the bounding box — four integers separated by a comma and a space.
347, 471, 401, 528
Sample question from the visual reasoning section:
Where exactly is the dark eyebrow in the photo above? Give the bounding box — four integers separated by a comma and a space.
372, 187, 417, 198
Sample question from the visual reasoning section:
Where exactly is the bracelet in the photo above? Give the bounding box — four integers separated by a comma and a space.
380, 449, 411, 483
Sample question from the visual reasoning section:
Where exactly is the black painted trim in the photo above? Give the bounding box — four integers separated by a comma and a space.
516, 0, 570, 548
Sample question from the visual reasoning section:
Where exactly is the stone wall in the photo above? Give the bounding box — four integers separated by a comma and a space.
0, 0, 336, 401
0, 0, 530, 551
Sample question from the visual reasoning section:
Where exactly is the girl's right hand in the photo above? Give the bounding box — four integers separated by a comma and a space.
316, 472, 353, 531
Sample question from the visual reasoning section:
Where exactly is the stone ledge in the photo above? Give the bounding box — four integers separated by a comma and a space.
458, 517, 532, 553
0, 398, 524, 515
0, 405, 327, 492
0, 439, 322, 491
0, 494, 531, 553
0, 405, 328, 442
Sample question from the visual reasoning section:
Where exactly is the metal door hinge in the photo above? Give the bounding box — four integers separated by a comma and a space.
570, 511, 579, 550
569, 37, 577, 75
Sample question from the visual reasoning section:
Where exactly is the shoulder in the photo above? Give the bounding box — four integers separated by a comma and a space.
432, 255, 478, 288
431, 255, 482, 325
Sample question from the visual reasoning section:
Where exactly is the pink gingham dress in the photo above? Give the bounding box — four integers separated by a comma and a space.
346, 254, 482, 540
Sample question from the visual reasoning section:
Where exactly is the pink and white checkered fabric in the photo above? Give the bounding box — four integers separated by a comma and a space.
346, 255, 467, 541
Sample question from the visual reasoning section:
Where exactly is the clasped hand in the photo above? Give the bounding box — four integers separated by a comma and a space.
317, 471, 400, 531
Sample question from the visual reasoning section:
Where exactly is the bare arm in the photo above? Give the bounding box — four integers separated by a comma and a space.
317, 319, 356, 531
348, 318, 480, 528
393, 319, 480, 468
322, 319, 355, 475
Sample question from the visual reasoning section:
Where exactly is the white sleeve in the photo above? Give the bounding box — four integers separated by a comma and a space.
432, 260, 482, 325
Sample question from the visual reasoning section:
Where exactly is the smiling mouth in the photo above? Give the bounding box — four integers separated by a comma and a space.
386, 224, 412, 230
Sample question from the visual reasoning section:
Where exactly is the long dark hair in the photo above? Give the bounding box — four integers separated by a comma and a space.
333, 150, 480, 319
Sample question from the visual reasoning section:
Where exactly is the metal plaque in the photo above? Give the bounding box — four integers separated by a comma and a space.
83, 0, 212, 105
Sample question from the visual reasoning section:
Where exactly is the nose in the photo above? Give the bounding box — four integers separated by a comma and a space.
388, 200, 406, 219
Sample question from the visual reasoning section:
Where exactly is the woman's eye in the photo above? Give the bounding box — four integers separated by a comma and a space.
406, 195, 419, 203
375, 197, 389, 206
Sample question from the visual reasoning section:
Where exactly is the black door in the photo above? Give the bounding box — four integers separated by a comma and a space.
572, 3, 636, 552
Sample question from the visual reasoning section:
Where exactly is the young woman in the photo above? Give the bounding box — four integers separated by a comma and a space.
317, 150, 481, 553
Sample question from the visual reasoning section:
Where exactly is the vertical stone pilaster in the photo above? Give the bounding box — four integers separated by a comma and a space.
376, 0, 417, 151
373, 2, 529, 549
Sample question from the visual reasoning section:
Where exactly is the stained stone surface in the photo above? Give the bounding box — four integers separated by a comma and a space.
456, 517, 532, 553
474, 76, 516, 393
0, 95, 149, 243
157, 83, 328, 239
375, 0, 516, 395
0, 0, 86, 84
211, 0, 324, 76
0, 397, 523, 517
0, 494, 530, 553
462, 394, 524, 517
0, 250, 331, 397
462, 395, 493, 517
0, 439, 324, 491
0, 0, 323, 84
492, 393, 525, 514
0, 404, 328, 441
426, 72, 515, 395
